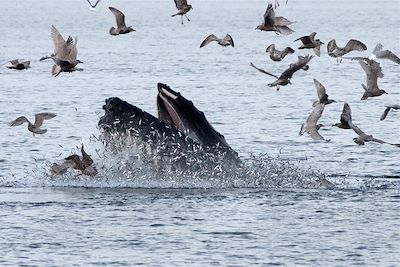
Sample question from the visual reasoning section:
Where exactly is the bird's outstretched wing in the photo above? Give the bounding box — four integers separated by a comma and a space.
263, 3, 275, 26
109, 7, 126, 28
224, 34, 234, 47
81, 144, 94, 168
9, 116, 30, 127
200, 34, 218, 48
373, 44, 400, 64
344, 39, 367, 52
250, 63, 279, 79
86, 0, 101, 8
34, 113, 57, 127
174, 0, 188, 9
51, 25, 68, 59
380, 107, 391, 121
313, 79, 328, 103
281, 55, 313, 79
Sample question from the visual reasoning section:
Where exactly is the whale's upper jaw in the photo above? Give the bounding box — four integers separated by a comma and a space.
156, 83, 230, 150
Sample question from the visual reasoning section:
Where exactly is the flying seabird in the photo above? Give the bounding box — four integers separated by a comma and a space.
333, 102, 354, 129
109, 7, 135, 35
9, 113, 57, 135
200, 34, 234, 48
294, 32, 324, 56
250, 54, 313, 90
5, 59, 31, 70
334, 103, 399, 147
299, 103, 328, 141
357, 58, 387, 100
312, 79, 335, 107
172, 0, 193, 25
50, 25, 83, 77
380, 105, 400, 120
266, 44, 294, 61
327, 39, 367, 62
255, 3, 294, 35
86, 0, 101, 10
351, 124, 399, 147
371, 43, 400, 64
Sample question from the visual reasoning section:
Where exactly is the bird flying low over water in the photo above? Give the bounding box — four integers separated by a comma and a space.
266, 44, 294, 61
380, 105, 400, 121
200, 34, 234, 48
51, 144, 98, 176
86, 0, 101, 10
9, 113, 57, 135
312, 79, 335, 107
333, 102, 353, 129
357, 58, 387, 100
294, 32, 324, 56
5, 59, 30, 70
371, 43, 400, 64
334, 103, 399, 147
299, 103, 328, 141
172, 0, 193, 25
250, 55, 313, 90
255, 3, 294, 35
50, 25, 83, 77
327, 39, 367, 62
109, 7, 135, 35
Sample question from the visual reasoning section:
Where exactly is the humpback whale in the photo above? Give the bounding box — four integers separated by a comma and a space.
98, 83, 240, 172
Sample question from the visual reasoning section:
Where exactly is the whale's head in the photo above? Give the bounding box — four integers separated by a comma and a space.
156, 83, 230, 149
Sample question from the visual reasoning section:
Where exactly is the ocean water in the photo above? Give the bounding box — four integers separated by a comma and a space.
0, 0, 399, 265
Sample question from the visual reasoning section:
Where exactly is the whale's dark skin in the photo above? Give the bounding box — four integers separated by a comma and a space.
98, 83, 240, 170
156, 83, 235, 155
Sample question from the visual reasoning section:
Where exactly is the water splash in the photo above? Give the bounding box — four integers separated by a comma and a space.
2, 134, 398, 190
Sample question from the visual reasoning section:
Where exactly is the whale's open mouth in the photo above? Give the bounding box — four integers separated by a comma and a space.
156, 83, 229, 149
157, 85, 188, 136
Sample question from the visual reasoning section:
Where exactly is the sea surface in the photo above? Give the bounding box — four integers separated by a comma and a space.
0, 0, 399, 266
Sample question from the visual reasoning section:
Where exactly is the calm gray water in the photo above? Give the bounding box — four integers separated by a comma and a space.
0, 0, 399, 265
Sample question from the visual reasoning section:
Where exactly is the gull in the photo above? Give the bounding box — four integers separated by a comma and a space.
371, 43, 400, 64
86, 0, 101, 10
294, 32, 324, 56
351, 123, 399, 147
9, 113, 57, 135
333, 102, 354, 129
312, 79, 335, 107
255, 3, 294, 35
327, 39, 367, 62
266, 44, 294, 61
51, 144, 97, 176
250, 55, 313, 90
109, 7, 135, 35
50, 25, 83, 77
334, 103, 399, 147
172, 0, 193, 25
357, 58, 387, 100
380, 105, 400, 121
200, 34, 234, 48
5, 59, 30, 70
299, 103, 328, 141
